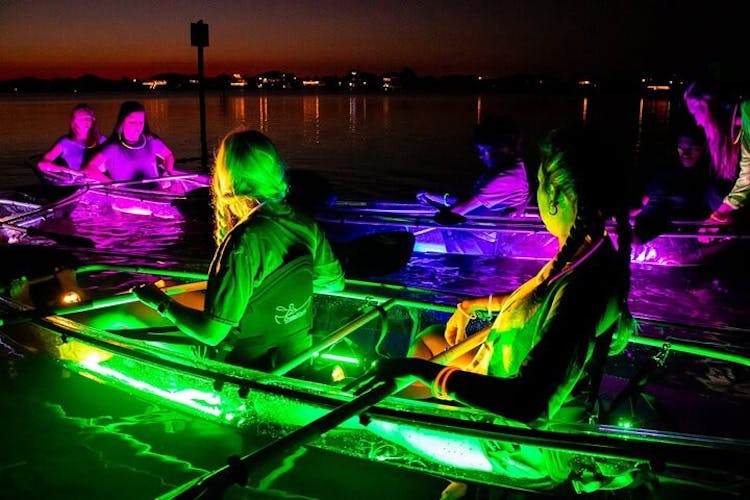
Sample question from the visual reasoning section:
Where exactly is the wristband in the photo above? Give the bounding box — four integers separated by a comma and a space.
456, 302, 477, 320
432, 366, 459, 401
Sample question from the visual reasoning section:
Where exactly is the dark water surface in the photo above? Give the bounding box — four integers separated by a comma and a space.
1, 90, 677, 200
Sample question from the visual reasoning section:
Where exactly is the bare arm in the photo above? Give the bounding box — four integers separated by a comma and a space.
133, 283, 232, 346
161, 299, 232, 346
81, 152, 112, 182
160, 149, 176, 175
37, 143, 81, 176
445, 294, 510, 345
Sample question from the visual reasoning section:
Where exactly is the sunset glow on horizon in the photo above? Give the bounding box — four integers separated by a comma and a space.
1, 1, 739, 81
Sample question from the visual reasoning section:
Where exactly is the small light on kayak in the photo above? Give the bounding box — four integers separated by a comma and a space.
331, 365, 346, 383
61, 291, 82, 304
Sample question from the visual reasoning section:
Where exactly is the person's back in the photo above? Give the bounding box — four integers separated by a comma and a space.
206, 203, 345, 370
134, 129, 344, 373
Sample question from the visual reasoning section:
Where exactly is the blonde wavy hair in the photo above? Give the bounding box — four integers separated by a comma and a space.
211, 129, 288, 244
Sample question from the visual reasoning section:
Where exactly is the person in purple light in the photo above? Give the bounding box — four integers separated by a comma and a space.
417, 115, 530, 218
37, 103, 106, 181
82, 100, 177, 184
683, 80, 749, 227
133, 129, 345, 371
632, 120, 726, 243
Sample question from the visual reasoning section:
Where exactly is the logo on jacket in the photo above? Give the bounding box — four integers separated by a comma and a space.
274, 297, 312, 324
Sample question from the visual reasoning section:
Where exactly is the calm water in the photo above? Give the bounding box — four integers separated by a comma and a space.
0, 90, 679, 199
3, 91, 735, 499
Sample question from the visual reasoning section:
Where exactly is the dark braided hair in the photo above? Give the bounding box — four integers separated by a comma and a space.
537, 127, 636, 354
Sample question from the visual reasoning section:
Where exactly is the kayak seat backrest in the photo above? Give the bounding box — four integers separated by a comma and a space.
215, 248, 315, 370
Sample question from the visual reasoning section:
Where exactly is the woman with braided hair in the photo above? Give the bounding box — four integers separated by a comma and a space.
364, 126, 638, 496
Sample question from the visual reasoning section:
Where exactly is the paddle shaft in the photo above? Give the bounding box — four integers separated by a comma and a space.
169, 379, 400, 499
90, 173, 204, 189
1, 221, 95, 248
166, 328, 488, 499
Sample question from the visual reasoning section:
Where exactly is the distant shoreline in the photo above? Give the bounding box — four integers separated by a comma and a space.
0, 70, 688, 97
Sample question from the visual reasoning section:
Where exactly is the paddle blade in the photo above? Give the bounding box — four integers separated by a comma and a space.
334, 231, 415, 277
434, 209, 467, 226
25, 227, 95, 248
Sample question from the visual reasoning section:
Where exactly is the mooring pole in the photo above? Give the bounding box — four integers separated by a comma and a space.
190, 20, 209, 172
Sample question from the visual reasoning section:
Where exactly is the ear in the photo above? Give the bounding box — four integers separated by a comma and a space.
548, 185, 561, 204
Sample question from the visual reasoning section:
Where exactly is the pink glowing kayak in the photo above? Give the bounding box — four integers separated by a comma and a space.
315, 199, 750, 267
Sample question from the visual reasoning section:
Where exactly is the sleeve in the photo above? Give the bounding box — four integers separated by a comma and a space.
310, 222, 345, 292
472, 161, 530, 209
204, 228, 258, 325
151, 137, 172, 159
723, 121, 750, 210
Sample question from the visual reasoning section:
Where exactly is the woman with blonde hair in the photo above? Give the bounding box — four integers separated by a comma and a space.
135, 129, 344, 371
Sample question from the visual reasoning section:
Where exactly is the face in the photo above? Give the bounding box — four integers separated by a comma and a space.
676, 137, 705, 168
121, 111, 146, 141
70, 110, 94, 138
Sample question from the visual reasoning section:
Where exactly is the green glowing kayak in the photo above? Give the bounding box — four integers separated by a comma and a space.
1, 262, 748, 498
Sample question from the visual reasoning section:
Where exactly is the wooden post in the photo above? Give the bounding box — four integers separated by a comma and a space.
190, 21, 209, 172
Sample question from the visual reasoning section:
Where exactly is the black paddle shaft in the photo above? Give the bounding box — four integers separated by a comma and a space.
172, 379, 397, 499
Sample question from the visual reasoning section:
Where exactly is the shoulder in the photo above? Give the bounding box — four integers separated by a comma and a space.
552, 238, 618, 294
147, 135, 170, 149
100, 139, 121, 152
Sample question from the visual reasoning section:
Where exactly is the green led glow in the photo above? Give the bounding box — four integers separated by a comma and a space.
79, 355, 223, 417
315, 352, 360, 365
366, 420, 494, 472
616, 418, 633, 428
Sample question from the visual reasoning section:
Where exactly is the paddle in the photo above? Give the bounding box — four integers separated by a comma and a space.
331, 230, 415, 277
158, 377, 400, 500
1, 221, 95, 248
156, 326, 489, 500
417, 194, 468, 226
88, 173, 207, 190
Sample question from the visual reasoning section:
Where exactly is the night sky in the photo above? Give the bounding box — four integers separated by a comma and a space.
0, 0, 741, 80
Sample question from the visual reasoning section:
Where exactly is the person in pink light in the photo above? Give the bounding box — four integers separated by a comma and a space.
417, 115, 530, 217
82, 100, 177, 184
37, 103, 106, 181
683, 80, 749, 227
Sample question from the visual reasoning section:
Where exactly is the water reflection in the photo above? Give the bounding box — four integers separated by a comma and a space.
302, 95, 320, 144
